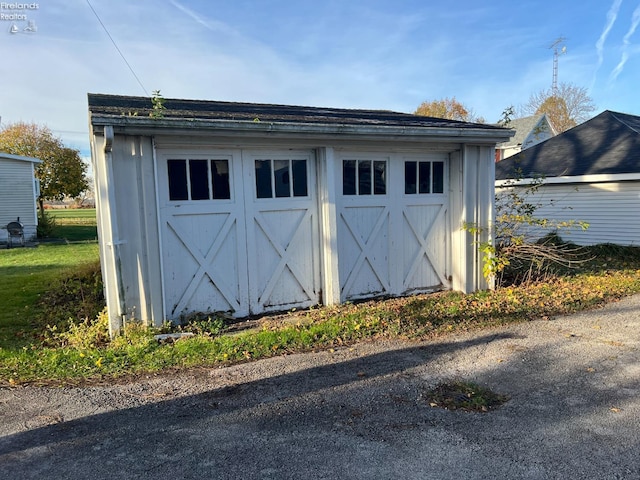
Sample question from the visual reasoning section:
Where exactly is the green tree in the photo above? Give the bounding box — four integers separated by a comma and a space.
0, 122, 89, 211
415, 97, 483, 122
521, 83, 595, 132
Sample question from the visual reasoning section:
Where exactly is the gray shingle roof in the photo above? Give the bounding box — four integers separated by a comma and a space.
87, 93, 508, 131
495, 110, 640, 180
496, 114, 549, 148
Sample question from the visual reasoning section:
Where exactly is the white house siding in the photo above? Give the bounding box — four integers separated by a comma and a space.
498, 180, 640, 246
0, 157, 39, 243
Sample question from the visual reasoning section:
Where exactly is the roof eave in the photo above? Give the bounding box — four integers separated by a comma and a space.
0, 153, 43, 164
496, 172, 640, 186
89, 115, 514, 144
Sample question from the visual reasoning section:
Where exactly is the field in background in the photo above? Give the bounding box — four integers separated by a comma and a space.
48, 208, 98, 242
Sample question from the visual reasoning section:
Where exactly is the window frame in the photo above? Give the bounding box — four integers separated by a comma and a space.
254, 157, 310, 200
403, 159, 446, 196
342, 158, 388, 196
166, 157, 232, 202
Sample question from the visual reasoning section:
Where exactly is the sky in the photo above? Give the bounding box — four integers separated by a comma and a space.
1, 0, 640, 159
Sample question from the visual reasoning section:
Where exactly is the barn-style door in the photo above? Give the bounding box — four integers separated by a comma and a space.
243, 151, 320, 313
158, 151, 250, 319
336, 153, 449, 301
158, 149, 319, 320
399, 155, 449, 293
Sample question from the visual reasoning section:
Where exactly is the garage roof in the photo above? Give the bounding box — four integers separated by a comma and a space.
88, 93, 511, 139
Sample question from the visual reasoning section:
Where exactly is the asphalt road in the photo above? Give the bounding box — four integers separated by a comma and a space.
2, 294, 640, 479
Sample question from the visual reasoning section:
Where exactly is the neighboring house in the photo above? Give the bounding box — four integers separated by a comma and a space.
495, 110, 640, 246
0, 153, 41, 244
88, 94, 512, 333
495, 114, 556, 161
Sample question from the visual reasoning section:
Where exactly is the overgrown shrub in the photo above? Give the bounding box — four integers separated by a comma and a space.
486, 174, 590, 286
49, 308, 110, 349
34, 260, 105, 332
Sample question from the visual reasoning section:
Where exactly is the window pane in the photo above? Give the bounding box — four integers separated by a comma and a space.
189, 159, 210, 200
358, 160, 372, 195
405, 161, 417, 194
433, 161, 444, 193
167, 159, 188, 201
211, 160, 230, 199
343, 160, 356, 195
373, 161, 386, 195
255, 160, 272, 198
292, 159, 308, 197
419, 161, 431, 194
274, 159, 290, 198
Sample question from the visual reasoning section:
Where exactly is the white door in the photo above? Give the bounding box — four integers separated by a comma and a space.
158, 148, 320, 320
398, 155, 449, 293
244, 150, 320, 313
336, 153, 449, 301
337, 156, 392, 300
158, 150, 250, 319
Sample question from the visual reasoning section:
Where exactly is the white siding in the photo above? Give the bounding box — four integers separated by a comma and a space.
0, 158, 38, 242
499, 181, 640, 246
92, 132, 163, 332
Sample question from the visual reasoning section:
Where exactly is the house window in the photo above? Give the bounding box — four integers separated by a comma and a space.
167, 159, 231, 201
255, 159, 308, 199
343, 160, 386, 195
404, 161, 444, 194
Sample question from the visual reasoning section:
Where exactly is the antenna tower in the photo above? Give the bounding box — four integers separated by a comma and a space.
549, 37, 566, 96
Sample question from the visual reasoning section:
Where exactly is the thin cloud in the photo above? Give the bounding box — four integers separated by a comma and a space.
595, 0, 623, 72
169, 0, 239, 37
610, 4, 640, 82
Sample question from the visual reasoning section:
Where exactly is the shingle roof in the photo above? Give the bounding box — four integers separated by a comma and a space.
496, 114, 550, 148
87, 93, 508, 131
495, 110, 640, 180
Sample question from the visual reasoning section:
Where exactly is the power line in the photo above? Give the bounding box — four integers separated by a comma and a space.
86, 0, 149, 96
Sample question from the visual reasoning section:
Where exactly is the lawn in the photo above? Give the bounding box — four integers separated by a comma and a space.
0, 209, 99, 349
2, 208, 640, 385
47, 208, 98, 242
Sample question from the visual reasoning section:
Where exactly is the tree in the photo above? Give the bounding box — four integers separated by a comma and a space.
521, 82, 595, 132
0, 122, 89, 211
415, 97, 483, 122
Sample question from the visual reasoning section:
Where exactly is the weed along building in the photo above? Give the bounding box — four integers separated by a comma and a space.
88, 94, 512, 333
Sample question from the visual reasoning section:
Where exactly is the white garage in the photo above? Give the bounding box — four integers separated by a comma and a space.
88, 94, 512, 334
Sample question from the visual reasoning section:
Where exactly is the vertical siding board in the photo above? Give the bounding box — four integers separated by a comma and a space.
448, 149, 464, 292
317, 147, 341, 305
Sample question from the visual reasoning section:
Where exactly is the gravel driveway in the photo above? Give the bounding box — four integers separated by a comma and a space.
2, 294, 640, 479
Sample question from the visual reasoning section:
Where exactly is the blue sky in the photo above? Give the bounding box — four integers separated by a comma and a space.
1, 0, 639, 158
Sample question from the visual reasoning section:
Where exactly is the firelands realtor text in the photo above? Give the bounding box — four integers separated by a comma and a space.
1, 3, 38, 20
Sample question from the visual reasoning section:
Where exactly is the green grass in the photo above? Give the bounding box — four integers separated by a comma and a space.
48, 209, 97, 220
46, 208, 98, 242
0, 243, 99, 349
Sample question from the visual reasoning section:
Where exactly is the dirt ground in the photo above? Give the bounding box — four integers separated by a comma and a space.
2, 294, 640, 479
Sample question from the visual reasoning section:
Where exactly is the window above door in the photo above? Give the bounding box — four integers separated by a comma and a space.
167, 158, 231, 201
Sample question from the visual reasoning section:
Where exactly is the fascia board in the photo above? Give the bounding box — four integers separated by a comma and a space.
89, 115, 514, 144
495, 172, 640, 187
